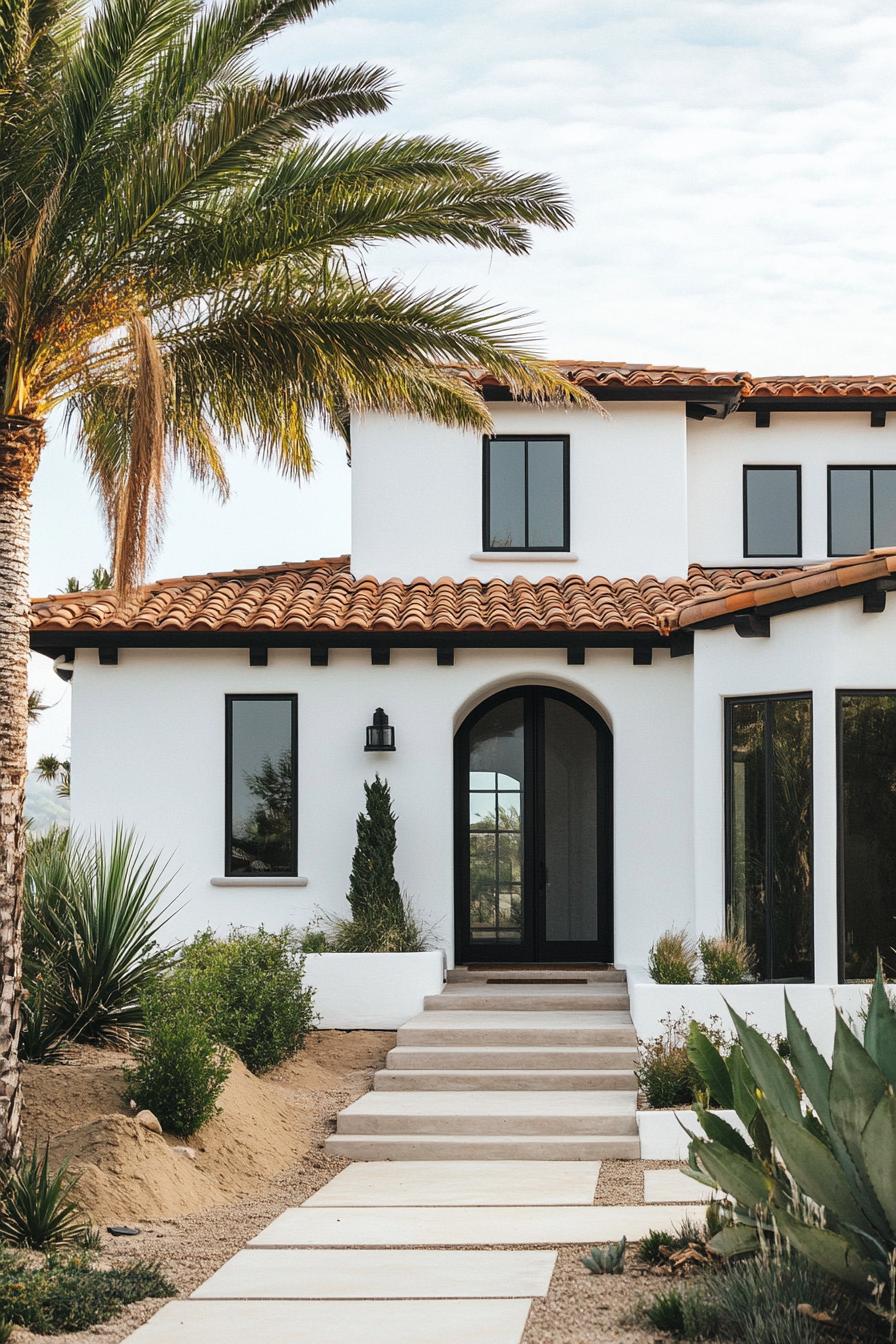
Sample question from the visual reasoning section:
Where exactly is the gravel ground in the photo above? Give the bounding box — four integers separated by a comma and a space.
23, 1034, 392, 1344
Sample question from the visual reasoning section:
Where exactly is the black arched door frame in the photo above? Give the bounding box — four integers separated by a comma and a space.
453, 685, 613, 964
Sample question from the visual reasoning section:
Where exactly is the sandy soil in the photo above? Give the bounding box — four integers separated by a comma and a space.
16, 1030, 394, 1344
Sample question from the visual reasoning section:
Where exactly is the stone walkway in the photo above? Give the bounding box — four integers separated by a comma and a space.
125, 971, 708, 1343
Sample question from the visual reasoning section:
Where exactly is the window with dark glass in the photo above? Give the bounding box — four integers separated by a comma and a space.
225, 695, 297, 876
483, 435, 569, 551
726, 695, 813, 982
828, 467, 896, 556
838, 693, 896, 981
743, 466, 801, 557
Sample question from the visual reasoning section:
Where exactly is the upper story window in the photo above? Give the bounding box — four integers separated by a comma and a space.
828, 466, 896, 556
225, 694, 297, 876
483, 435, 569, 551
743, 465, 801, 558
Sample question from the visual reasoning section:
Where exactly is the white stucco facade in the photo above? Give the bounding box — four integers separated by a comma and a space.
41, 385, 896, 996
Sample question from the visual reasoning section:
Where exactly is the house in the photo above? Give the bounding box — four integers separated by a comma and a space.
29, 362, 896, 1008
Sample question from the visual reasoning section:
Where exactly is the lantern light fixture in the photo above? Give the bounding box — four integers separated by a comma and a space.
364, 707, 396, 752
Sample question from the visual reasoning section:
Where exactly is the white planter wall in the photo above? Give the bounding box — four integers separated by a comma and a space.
303, 951, 445, 1029
629, 968, 871, 1059
637, 1108, 747, 1162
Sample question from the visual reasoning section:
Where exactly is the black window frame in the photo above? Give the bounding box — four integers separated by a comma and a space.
742, 464, 803, 559
224, 693, 298, 877
724, 692, 814, 984
827, 465, 896, 557
482, 434, 570, 553
835, 689, 896, 982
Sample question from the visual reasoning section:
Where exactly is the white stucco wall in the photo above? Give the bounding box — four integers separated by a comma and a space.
692, 596, 896, 982
688, 411, 896, 567
350, 402, 689, 582
67, 645, 695, 964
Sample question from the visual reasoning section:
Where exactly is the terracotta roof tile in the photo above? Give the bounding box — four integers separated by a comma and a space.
674, 550, 896, 629
31, 555, 806, 639
446, 362, 896, 400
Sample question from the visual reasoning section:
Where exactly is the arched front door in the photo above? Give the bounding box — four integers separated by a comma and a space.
454, 687, 613, 964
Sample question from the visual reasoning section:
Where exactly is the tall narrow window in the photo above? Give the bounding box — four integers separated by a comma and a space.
838, 693, 896, 980
726, 695, 813, 982
828, 467, 896, 555
226, 695, 297, 875
743, 466, 801, 557
483, 435, 569, 551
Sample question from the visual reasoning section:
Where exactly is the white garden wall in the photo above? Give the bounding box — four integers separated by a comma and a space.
303, 951, 445, 1029
629, 967, 872, 1060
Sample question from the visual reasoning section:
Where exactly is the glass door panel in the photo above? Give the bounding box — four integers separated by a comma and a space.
466, 696, 524, 947
542, 696, 600, 947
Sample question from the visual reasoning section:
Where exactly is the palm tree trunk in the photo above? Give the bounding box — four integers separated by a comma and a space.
0, 414, 43, 1166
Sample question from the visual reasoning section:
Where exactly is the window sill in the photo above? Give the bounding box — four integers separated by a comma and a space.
470, 551, 579, 563
210, 876, 309, 888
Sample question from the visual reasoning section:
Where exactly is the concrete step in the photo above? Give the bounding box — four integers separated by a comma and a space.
335, 1090, 639, 1137
374, 1068, 638, 1091
424, 985, 630, 1012
446, 967, 626, 983
325, 1133, 642, 1160
396, 1011, 637, 1047
386, 1043, 639, 1071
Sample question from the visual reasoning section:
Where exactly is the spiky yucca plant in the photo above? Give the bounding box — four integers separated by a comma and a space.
686, 963, 896, 1329
0, 0, 584, 1163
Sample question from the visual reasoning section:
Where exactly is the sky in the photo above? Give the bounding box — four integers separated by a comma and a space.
26, 0, 896, 780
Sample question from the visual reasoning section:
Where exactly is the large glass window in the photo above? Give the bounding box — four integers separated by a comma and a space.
838, 693, 896, 980
828, 467, 896, 555
726, 695, 813, 982
226, 695, 297, 875
483, 436, 569, 550
743, 466, 801, 557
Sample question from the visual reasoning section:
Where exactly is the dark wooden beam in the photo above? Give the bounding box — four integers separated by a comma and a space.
686, 403, 719, 421
669, 631, 695, 658
754, 409, 771, 429
371, 646, 390, 666
734, 612, 770, 638
249, 645, 268, 667
436, 646, 454, 666
566, 646, 586, 665
863, 588, 887, 613
98, 646, 118, 665
632, 645, 653, 666
309, 644, 329, 667
871, 408, 887, 428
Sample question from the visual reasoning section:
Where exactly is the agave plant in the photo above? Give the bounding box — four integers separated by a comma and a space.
0, 1145, 91, 1249
686, 962, 896, 1327
24, 827, 179, 1047
581, 1236, 626, 1274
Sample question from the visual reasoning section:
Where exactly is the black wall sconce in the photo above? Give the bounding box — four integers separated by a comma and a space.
365, 707, 396, 752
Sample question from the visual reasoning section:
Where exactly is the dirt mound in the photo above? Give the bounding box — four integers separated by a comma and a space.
48, 1116, 224, 1222
24, 1050, 313, 1222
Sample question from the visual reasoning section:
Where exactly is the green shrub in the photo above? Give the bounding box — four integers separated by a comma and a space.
636, 1216, 707, 1266
327, 893, 431, 953
704, 1251, 863, 1344
641, 1285, 719, 1340
0, 1245, 173, 1334
24, 827, 177, 1049
698, 933, 755, 985
300, 927, 329, 953
637, 1015, 728, 1109
174, 926, 315, 1072
0, 1145, 91, 1250
126, 983, 231, 1137
648, 928, 698, 984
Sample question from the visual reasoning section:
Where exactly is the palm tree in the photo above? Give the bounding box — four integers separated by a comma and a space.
0, 0, 582, 1161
